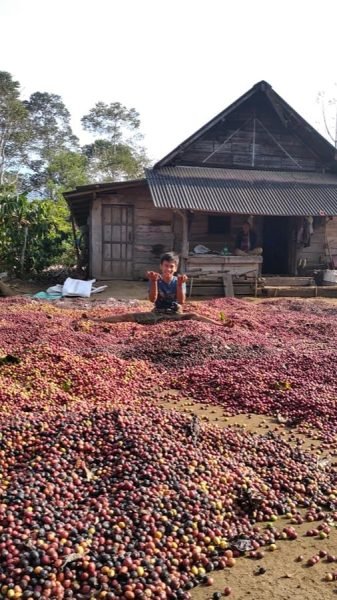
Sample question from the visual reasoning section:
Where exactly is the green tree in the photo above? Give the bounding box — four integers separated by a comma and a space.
81, 101, 149, 181
82, 139, 146, 181
29, 149, 89, 200
24, 92, 78, 154
0, 188, 75, 274
45, 149, 89, 198
23, 92, 82, 196
0, 72, 31, 185
81, 101, 140, 143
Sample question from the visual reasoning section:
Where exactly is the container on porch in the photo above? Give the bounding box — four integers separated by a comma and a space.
322, 270, 337, 286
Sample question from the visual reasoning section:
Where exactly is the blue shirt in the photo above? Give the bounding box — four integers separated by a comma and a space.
153, 276, 186, 309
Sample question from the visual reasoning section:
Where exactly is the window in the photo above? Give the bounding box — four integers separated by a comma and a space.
208, 215, 231, 234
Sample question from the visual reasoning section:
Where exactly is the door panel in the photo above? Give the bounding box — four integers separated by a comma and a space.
102, 205, 134, 278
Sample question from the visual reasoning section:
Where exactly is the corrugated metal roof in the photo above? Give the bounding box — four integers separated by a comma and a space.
146, 167, 337, 216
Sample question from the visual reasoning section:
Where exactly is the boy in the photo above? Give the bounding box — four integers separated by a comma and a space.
76, 252, 224, 327
147, 251, 187, 314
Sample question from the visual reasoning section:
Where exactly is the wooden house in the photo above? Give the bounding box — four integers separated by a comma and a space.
65, 81, 337, 290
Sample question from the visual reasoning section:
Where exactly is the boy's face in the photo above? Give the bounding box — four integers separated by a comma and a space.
160, 260, 177, 279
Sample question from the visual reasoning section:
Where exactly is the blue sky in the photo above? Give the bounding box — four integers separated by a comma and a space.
1, 0, 336, 162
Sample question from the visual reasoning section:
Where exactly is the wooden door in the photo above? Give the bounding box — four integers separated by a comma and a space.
102, 204, 134, 278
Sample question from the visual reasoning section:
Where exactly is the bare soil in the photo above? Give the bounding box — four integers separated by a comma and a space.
2, 278, 149, 301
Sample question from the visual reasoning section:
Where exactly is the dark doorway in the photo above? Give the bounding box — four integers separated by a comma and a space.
262, 217, 291, 274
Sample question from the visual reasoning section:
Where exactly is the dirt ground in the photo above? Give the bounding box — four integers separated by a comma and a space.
6, 278, 337, 307
3, 278, 149, 301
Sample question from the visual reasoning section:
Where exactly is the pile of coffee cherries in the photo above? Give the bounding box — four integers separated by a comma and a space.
0, 297, 337, 598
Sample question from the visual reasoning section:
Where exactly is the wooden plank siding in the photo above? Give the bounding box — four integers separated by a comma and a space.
91, 187, 334, 280
174, 94, 324, 172
188, 213, 263, 254
90, 186, 175, 279
296, 218, 337, 268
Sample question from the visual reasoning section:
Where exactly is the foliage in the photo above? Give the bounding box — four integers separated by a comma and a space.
23, 92, 84, 196
82, 139, 147, 182
29, 149, 89, 201
0, 71, 150, 275
24, 92, 78, 154
81, 101, 149, 181
81, 101, 140, 142
0, 72, 32, 185
0, 189, 75, 275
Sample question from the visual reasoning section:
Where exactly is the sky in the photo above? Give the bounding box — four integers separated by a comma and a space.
0, 0, 337, 163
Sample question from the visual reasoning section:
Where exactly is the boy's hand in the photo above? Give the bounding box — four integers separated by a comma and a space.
177, 274, 188, 284
146, 271, 161, 282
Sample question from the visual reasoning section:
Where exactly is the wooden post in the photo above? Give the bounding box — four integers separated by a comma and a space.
71, 214, 81, 268
176, 210, 189, 272
20, 226, 29, 275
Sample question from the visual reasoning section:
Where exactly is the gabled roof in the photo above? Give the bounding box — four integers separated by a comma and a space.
154, 81, 336, 169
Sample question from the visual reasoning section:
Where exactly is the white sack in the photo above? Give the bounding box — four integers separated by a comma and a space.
62, 278, 96, 298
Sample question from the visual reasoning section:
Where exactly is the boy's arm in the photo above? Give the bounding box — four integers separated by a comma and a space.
146, 271, 160, 302
177, 274, 188, 305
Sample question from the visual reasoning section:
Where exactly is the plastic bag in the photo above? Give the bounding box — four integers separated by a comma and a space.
193, 245, 211, 254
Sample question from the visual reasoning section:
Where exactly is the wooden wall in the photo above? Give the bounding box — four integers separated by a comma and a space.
90, 185, 175, 280
90, 183, 336, 280
188, 213, 336, 273
188, 213, 263, 254
296, 217, 337, 269
173, 94, 326, 172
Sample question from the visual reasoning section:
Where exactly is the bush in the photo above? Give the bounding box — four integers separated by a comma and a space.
0, 189, 76, 275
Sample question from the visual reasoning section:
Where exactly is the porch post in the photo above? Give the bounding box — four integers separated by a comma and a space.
176, 209, 189, 272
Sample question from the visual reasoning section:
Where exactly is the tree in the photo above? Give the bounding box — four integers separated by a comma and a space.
28, 149, 89, 200
44, 150, 89, 199
24, 92, 78, 155
0, 187, 75, 275
0, 72, 31, 185
81, 101, 140, 144
82, 139, 146, 181
81, 101, 149, 181
23, 92, 82, 196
